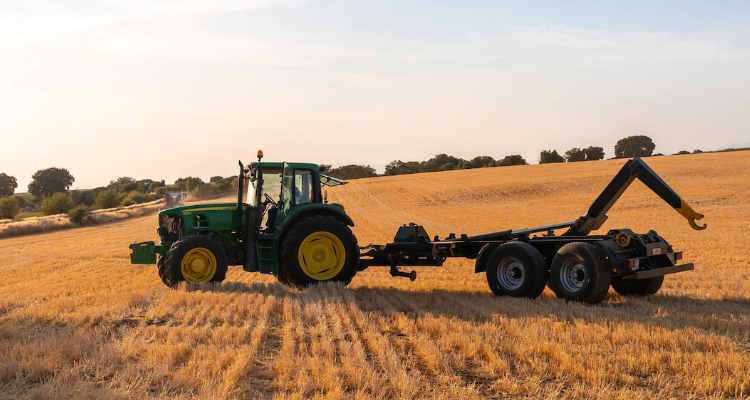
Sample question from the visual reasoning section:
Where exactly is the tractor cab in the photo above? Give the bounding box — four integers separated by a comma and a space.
242, 161, 324, 235
238, 151, 349, 237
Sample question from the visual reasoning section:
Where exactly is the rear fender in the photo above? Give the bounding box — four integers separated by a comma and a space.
278, 205, 354, 240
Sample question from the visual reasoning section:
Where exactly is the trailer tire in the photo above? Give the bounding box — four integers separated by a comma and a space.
163, 235, 229, 288
485, 242, 547, 298
611, 276, 664, 296
550, 242, 611, 304
280, 215, 359, 287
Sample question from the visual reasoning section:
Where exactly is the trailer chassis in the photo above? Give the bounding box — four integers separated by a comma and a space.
359, 158, 704, 304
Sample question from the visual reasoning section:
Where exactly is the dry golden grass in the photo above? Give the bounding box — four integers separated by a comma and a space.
1, 151, 749, 399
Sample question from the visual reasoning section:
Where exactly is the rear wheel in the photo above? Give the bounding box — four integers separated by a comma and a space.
550, 242, 611, 304
280, 215, 359, 287
485, 242, 547, 298
611, 276, 664, 296
162, 235, 228, 288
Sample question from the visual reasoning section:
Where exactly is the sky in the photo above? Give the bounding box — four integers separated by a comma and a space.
2, 0, 750, 190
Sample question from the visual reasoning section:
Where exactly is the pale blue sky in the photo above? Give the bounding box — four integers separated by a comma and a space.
2, 1, 749, 190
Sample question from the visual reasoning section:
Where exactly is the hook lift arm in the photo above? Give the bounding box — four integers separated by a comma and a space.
564, 157, 706, 236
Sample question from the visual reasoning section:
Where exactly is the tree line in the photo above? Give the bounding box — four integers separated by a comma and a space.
321, 136, 661, 180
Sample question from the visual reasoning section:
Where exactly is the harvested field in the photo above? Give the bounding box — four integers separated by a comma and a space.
1, 151, 749, 399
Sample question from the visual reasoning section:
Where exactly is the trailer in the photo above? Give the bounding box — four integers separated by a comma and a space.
358, 157, 706, 304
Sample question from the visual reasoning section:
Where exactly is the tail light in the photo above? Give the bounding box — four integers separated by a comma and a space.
333, 203, 345, 211
627, 259, 640, 270
674, 251, 683, 261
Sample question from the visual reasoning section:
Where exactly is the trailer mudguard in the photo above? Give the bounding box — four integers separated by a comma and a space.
474, 243, 501, 273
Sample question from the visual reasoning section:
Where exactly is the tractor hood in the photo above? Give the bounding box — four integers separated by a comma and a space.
160, 203, 239, 216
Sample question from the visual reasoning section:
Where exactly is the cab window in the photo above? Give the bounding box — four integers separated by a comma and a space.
294, 170, 314, 204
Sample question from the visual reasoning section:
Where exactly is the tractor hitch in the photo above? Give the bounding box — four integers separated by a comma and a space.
390, 265, 417, 281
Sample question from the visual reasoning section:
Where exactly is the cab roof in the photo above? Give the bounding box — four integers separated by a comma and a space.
249, 161, 320, 171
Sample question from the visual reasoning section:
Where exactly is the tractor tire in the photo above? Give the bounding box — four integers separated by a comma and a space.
157, 254, 170, 287
485, 241, 547, 298
611, 276, 664, 296
162, 235, 228, 288
549, 242, 611, 304
276, 268, 290, 285
280, 215, 359, 287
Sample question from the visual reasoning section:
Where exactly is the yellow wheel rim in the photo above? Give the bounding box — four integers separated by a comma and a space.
181, 247, 217, 284
298, 231, 346, 280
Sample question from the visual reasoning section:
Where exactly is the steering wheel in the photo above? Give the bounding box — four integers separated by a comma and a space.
262, 193, 277, 207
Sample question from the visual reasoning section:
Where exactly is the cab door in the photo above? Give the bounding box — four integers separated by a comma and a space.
276, 162, 295, 227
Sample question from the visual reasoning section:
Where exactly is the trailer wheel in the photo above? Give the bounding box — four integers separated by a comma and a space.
550, 242, 610, 304
485, 242, 547, 298
162, 235, 229, 288
280, 215, 359, 287
611, 276, 663, 296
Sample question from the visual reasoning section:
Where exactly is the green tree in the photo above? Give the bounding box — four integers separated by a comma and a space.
121, 191, 152, 206
209, 176, 224, 183
28, 167, 75, 201
13, 195, 27, 209
191, 184, 218, 198
439, 162, 456, 171
108, 177, 137, 192
539, 150, 565, 164
385, 160, 421, 175
147, 180, 166, 192
583, 146, 605, 161
175, 177, 204, 192
465, 156, 496, 169
496, 155, 528, 166
95, 190, 120, 209
614, 135, 655, 158
71, 189, 98, 206
422, 154, 465, 172
68, 206, 88, 225
0, 173, 18, 197
41, 192, 74, 215
326, 165, 378, 180
0, 196, 21, 219
564, 148, 586, 162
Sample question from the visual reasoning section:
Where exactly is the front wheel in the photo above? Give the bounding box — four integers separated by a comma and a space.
549, 242, 611, 304
162, 235, 228, 288
280, 215, 359, 287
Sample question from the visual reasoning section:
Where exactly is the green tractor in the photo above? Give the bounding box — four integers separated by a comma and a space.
129, 151, 359, 288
